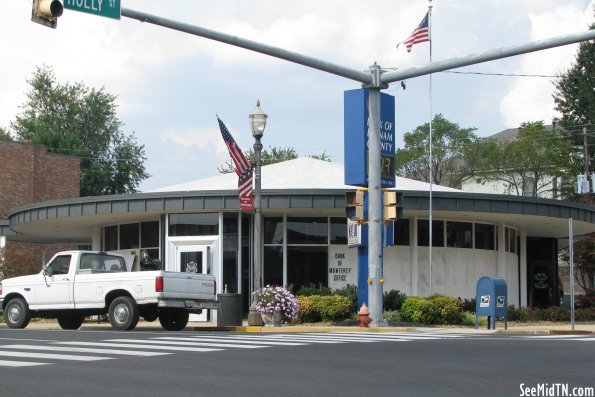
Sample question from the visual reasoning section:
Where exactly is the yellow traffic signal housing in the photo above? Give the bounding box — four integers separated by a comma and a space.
383, 191, 399, 221
345, 190, 365, 221
32, 0, 64, 29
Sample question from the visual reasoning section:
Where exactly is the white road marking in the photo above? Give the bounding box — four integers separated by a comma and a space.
3, 344, 171, 356
56, 341, 222, 352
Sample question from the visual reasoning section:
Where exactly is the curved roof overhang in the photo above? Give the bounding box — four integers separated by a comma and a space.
6, 189, 595, 244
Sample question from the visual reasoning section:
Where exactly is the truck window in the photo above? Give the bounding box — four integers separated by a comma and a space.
48, 255, 72, 275
79, 253, 126, 273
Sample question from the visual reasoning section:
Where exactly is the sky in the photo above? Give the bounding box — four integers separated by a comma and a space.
1, 1, 593, 191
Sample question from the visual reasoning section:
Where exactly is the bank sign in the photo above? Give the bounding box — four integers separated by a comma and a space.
344, 89, 396, 188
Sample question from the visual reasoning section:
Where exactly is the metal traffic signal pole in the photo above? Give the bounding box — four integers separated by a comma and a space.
118, 7, 595, 324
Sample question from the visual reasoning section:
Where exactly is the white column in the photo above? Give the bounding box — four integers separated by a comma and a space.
519, 229, 527, 307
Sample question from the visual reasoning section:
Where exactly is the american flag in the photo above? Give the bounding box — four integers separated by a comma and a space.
397, 11, 430, 53
217, 117, 254, 211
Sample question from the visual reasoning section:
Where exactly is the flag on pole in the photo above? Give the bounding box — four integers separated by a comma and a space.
217, 117, 254, 211
397, 11, 430, 52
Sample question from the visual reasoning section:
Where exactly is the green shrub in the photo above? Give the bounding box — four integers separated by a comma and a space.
333, 284, 358, 314
507, 305, 529, 321
296, 283, 332, 297
400, 295, 463, 325
383, 310, 402, 322
311, 295, 352, 322
462, 298, 476, 313
575, 308, 595, 321
296, 296, 318, 323
384, 290, 407, 311
461, 311, 486, 326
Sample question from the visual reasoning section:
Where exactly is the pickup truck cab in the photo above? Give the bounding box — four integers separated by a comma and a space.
0, 251, 218, 331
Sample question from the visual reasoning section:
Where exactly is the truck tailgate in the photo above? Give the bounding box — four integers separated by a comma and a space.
161, 271, 216, 301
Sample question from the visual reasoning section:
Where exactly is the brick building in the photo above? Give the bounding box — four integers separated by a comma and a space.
0, 141, 80, 277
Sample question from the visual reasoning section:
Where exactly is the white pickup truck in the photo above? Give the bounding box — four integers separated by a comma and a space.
0, 250, 218, 331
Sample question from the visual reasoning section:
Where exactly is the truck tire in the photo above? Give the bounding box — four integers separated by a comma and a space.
4, 298, 31, 329
159, 309, 189, 331
57, 314, 85, 330
109, 296, 139, 331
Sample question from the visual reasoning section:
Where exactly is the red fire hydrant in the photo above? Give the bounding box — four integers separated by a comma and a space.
357, 303, 373, 327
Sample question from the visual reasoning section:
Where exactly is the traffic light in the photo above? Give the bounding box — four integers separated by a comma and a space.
32, 0, 63, 29
383, 191, 402, 221
345, 190, 365, 221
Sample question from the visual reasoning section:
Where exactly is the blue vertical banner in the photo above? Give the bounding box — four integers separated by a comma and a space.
344, 89, 396, 188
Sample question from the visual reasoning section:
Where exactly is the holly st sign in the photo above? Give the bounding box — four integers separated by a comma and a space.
63, 0, 121, 20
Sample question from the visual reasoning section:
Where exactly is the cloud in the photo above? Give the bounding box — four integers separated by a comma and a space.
499, 1, 593, 128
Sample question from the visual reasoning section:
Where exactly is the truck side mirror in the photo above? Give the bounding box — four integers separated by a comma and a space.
43, 265, 53, 277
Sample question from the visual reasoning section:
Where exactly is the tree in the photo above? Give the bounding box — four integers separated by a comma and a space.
468, 121, 577, 197
10, 66, 149, 196
0, 127, 11, 141
553, 19, 595, 171
218, 146, 330, 174
395, 114, 478, 188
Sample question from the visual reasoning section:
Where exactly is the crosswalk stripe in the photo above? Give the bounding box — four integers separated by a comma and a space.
2, 344, 171, 357
0, 350, 112, 362
221, 334, 369, 344
0, 360, 49, 367
270, 334, 413, 342
56, 341, 222, 352
107, 339, 266, 349
155, 337, 307, 346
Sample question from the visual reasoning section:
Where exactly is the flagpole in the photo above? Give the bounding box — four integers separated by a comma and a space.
428, 0, 434, 296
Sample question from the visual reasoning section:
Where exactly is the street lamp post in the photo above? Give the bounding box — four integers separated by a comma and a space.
247, 100, 267, 326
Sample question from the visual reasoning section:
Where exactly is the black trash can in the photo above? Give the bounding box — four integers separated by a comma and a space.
217, 293, 243, 326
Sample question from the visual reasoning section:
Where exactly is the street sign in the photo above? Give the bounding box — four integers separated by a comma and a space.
63, 0, 121, 20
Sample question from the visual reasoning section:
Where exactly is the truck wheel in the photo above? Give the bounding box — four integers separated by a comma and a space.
159, 309, 189, 331
4, 298, 31, 329
57, 315, 85, 330
109, 296, 139, 331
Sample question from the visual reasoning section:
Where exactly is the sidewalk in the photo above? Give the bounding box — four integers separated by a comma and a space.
7, 319, 594, 335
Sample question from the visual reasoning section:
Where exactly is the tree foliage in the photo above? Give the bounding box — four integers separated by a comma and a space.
395, 114, 478, 188
553, 19, 595, 169
0, 127, 11, 141
218, 146, 330, 174
10, 66, 149, 196
468, 121, 577, 197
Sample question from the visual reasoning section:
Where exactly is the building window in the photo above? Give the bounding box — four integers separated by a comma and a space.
119, 223, 139, 249
223, 213, 239, 293
141, 221, 159, 248
474, 223, 495, 250
417, 220, 444, 247
169, 213, 218, 236
104, 225, 118, 251
394, 219, 410, 246
264, 217, 284, 245
287, 246, 328, 291
287, 217, 327, 244
508, 227, 517, 254
330, 217, 347, 244
446, 221, 472, 248
263, 245, 283, 286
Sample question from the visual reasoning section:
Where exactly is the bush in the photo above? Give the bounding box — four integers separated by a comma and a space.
383, 310, 402, 322
312, 295, 352, 322
295, 295, 352, 323
462, 298, 476, 313
461, 311, 486, 327
296, 283, 332, 297
575, 308, 595, 321
507, 305, 529, 321
333, 284, 358, 315
384, 290, 407, 311
400, 295, 463, 325
296, 296, 318, 323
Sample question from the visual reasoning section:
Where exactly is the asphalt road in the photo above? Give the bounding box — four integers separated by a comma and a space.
0, 328, 593, 397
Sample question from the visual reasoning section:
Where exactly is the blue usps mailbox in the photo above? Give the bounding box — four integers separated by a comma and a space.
475, 276, 508, 330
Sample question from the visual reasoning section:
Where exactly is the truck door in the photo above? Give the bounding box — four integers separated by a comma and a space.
35, 254, 74, 309
175, 245, 210, 321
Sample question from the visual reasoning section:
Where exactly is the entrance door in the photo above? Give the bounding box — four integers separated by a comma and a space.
526, 238, 559, 308
175, 245, 211, 321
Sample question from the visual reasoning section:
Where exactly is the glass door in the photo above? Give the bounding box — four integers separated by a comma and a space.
176, 245, 210, 321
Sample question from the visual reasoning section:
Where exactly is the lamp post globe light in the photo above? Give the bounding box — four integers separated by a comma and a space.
247, 100, 267, 326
